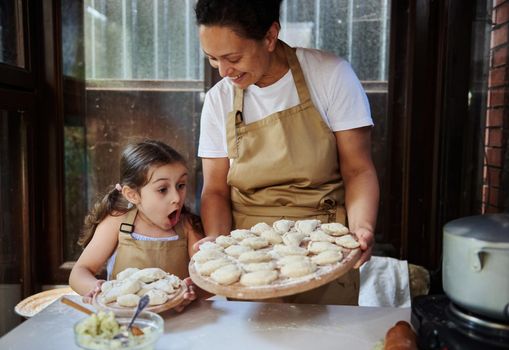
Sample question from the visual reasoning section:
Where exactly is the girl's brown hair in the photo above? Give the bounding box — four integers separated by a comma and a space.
78, 139, 202, 246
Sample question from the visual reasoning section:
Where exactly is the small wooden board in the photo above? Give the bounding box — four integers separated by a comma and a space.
15, 287, 78, 318
93, 284, 187, 313
189, 248, 361, 300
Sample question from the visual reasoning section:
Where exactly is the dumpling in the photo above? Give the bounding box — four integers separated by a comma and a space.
117, 293, 140, 307
210, 264, 241, 285
215, 235, 237, 248
272, 219, 295, 233
130, 267, 167, 283
321, 223, 349, 236
250, 222, 272, 234
116, 267, 140, 281
282, 232, 307, 247
145, 289, 169, 306
294, 219, 321, 234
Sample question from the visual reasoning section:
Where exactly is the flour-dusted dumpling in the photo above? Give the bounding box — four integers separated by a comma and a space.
165, 274, 182, 289
116, 293, 140, 307
238, 250, 272, 263
242, 261, 277, 272
145, 289, 169, 306
308, 241, 341, 254
321, 223, 349, 236
230, 229, 255, 241
335, 235, 360, 248
240, 236, 270, 250
196, 257, 232, 276
210, 264, 241, 285
282, 231, 307, 247
277, 255, 310, 266
101, 278, 142, 303
130, 267, 167, 283
294, 219, 321, 234
215, 235, 237, 248
193, 248, 225, 263
309, 230, 335, 242
273, 244, 308, 256
116, 267, 140, 281
250, 222, 272, 235
280, 260, 317, 278
273, 219, 295, 233
199, 241, 224, 252
311, 250, 344, 265
225, 244, 253, 258
144, 277, 175, 294
240, 270, 278, 286
100, 280, 119, 293
260, 229, 283, 244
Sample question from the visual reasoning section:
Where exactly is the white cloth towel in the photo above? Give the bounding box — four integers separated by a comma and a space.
358, 256, 411, 307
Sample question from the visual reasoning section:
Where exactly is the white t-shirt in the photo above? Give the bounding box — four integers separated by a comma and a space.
198, 46, 373, 158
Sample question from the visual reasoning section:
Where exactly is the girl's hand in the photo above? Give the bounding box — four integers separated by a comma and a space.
352, 228, 374, 269
192, 234, 220, 252
82, 279, 105, 304
174, 277, 197, 312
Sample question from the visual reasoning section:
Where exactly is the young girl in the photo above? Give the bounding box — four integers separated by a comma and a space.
69, 139, 204, 310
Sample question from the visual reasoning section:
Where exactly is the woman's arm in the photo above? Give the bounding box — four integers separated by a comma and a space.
200, 157, 232, 237
335, 127, 379, 268
69, 215, 122, 295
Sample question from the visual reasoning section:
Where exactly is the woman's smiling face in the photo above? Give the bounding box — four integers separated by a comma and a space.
199, 25, 277, 89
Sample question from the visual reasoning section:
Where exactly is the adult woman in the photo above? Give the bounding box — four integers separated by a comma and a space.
195, 0, 379, 305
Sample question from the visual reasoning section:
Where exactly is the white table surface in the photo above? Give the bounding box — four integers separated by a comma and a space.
0, 295, 410, 349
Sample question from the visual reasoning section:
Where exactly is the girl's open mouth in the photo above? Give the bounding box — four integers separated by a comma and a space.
168, 209, 180, 227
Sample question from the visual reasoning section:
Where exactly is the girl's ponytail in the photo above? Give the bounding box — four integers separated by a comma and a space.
78, 186, 128, 247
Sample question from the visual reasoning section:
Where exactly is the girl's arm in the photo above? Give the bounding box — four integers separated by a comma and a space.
69, 214, 123, 296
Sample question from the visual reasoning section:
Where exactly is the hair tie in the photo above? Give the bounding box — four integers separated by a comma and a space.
115, 183, 122, 191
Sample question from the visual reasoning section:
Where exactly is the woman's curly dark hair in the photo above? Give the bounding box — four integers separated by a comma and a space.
195, 0, 283, 40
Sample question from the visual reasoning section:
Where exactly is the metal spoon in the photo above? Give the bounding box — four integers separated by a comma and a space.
126, 294, 150, 335
113, 294, 150, 340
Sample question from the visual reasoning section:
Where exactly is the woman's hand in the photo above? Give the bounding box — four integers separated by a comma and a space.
353, 228, 374, 269
82, 279, 105, 304
174, 277, 197, 312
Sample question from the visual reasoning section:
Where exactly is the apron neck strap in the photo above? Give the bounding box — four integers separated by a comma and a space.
119, 208, 137, 234
281, 40, 312, 104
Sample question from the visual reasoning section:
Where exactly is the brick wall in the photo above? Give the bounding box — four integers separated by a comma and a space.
484, 0, 509, 212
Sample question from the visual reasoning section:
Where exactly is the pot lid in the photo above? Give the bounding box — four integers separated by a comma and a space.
444, 214, 509, 242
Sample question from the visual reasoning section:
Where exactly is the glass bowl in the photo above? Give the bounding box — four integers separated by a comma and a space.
74, 309, 164, 350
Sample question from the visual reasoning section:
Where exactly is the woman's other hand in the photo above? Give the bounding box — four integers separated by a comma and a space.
353, 228, 374, 269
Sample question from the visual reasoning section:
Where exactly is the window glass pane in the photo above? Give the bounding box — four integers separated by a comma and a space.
280, 0, 390, 81
84, 0, 203, 80
0, 110, 23, 335
0, 0, 25, 68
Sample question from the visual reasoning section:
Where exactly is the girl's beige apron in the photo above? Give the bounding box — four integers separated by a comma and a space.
226, 41, 359, 305
111, 209, 190, 279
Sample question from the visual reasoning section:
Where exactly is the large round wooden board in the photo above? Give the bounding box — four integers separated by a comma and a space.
93, 283, 187, 313
189, 248, 361, 300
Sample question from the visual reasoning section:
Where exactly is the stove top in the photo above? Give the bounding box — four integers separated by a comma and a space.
411, 295, 509, 349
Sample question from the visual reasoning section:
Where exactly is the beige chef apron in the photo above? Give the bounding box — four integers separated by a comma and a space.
111, 209, 190, 280
226, 40, 359, 305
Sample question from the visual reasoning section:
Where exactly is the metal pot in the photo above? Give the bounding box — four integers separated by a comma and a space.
442, 213, 509, 321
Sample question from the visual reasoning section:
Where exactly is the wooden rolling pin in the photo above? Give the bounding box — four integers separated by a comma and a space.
384, 321, 418, 350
